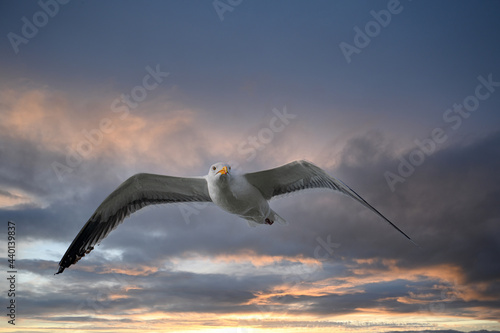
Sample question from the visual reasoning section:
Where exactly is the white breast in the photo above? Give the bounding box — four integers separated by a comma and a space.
207, 173, 270, 222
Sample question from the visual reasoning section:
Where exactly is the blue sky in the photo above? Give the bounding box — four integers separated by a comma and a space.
1, 1, 500, 332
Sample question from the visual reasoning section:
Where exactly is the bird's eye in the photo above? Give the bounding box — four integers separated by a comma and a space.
212, 166, 216, 171
228, 166, 231, 170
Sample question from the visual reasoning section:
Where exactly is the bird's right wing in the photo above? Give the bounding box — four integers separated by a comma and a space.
56, 173, 211, 274
244, 160, 418, 246
244, 160, 351, 200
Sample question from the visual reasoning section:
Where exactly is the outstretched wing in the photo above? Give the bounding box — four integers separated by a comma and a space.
244, 160, 418, 246
56, 173, 211, 274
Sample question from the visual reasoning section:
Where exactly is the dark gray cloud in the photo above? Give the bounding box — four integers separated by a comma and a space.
327, 130, 500, 274
4, 132, 500, 323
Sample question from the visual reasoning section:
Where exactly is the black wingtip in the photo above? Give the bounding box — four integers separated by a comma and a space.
391, 223, 421, 248
337, 180, 421, 248
386, 219, 421, 248
55, 266, 65, 275
408, 237, 422, 249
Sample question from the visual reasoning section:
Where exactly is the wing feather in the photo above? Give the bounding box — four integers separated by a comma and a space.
244, 160, 347, 199
244, 160, 418, 246
56, 173, 211, 274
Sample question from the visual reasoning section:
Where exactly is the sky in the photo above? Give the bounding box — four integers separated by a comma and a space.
1, 0, 500, 332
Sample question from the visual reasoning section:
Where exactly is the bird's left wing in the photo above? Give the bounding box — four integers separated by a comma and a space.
56, 173, 211, 274
244, 160, 418, 246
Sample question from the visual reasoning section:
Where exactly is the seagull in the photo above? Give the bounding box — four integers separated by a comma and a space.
56, 160, 417, 274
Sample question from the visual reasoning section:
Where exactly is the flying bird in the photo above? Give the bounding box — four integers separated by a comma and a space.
56, 160, 417, 274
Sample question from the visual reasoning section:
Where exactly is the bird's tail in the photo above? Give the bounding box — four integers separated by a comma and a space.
270, 210, 287, 225
244, 210, 287, 227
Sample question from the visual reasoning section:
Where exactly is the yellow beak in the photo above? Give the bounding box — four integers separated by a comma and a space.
217, 166, 228, 175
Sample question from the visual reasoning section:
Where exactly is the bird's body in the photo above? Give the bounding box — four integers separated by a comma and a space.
56, 160, 417, 274
206, 164, 283, 225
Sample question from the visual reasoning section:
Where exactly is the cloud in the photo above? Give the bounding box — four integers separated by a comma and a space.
0, 188, 39, 209
1, 79, 500, 331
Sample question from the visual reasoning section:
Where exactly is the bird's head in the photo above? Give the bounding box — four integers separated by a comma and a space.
208, 162, 231, 182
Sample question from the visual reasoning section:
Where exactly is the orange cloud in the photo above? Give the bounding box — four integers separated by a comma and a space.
0, 189, 35, 209
1, 86, 77, 147
212, 250, 321, 268
1, 82, 345, 187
